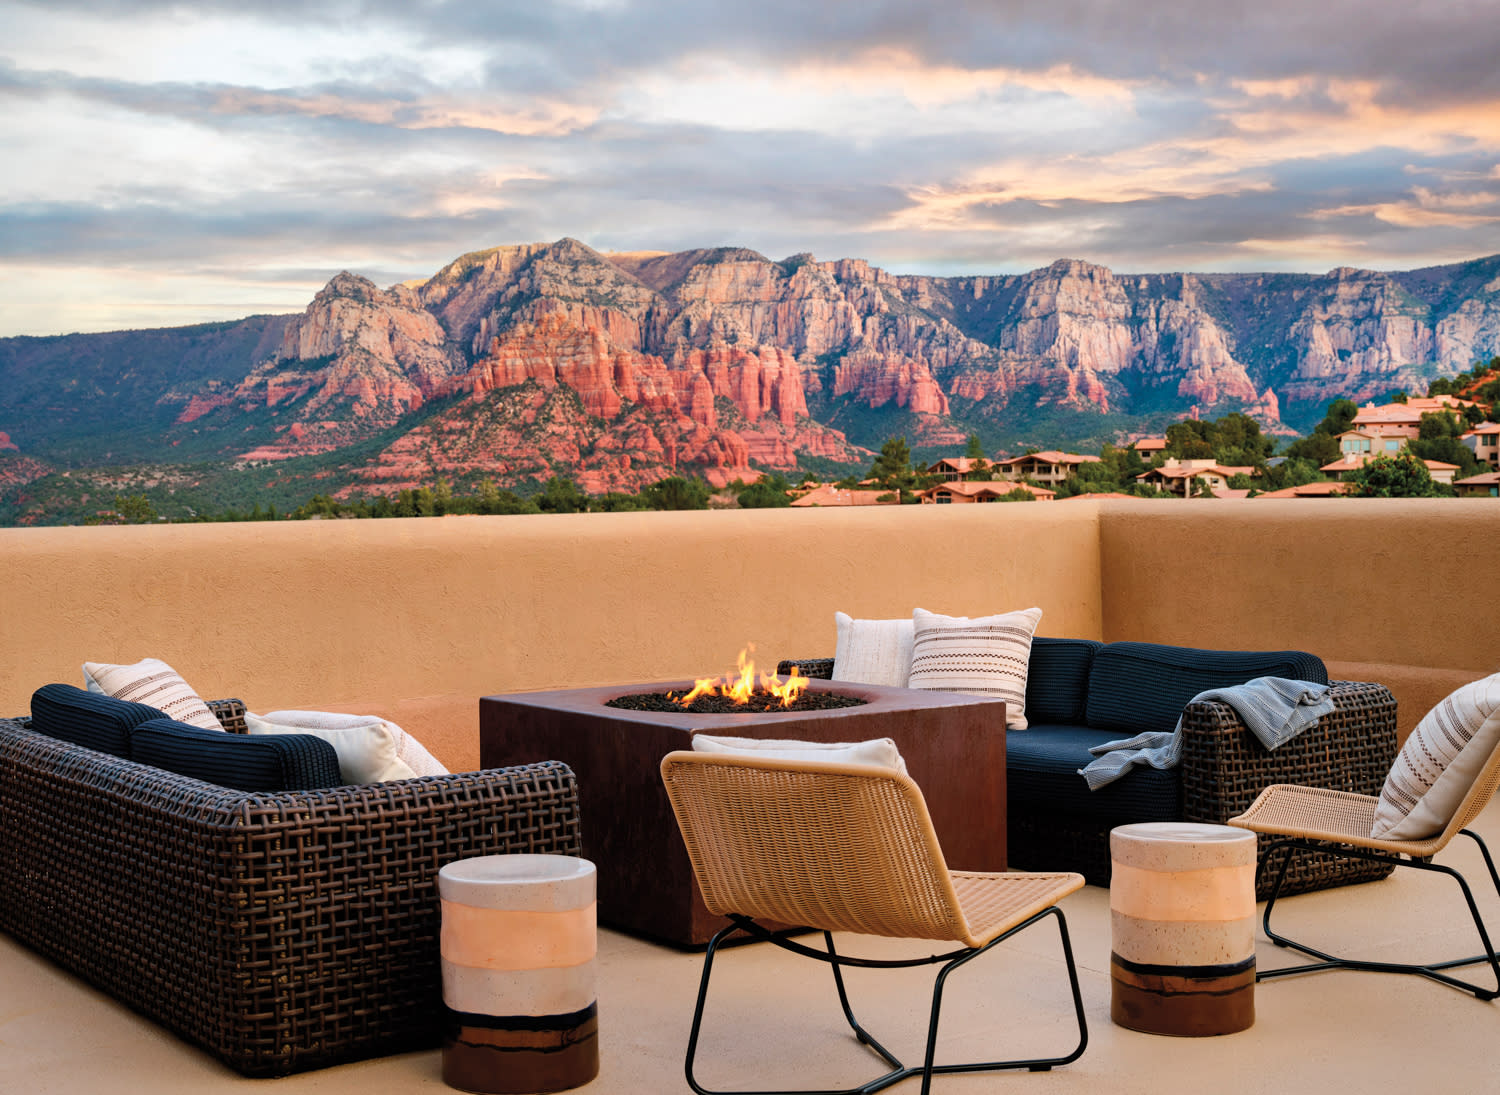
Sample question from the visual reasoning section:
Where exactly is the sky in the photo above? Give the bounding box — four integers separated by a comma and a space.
3, 0, 1500, 337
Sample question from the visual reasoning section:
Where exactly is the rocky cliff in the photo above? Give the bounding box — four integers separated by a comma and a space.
3, 242, 1499, 509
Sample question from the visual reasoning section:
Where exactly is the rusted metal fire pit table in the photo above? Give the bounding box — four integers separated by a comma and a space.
480, 679, 1008, 948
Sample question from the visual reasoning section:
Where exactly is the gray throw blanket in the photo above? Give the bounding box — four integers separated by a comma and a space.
1079, 676, 1335, 790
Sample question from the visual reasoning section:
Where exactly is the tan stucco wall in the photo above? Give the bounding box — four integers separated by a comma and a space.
1098, 498, 1500, 739
0, 503, 1100, 769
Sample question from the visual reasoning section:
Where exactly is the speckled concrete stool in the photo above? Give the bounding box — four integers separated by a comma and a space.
1109, 822, 1257, 1036
438, 854, 600, 1093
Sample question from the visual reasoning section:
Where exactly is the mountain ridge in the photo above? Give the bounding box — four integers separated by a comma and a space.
2, 241, 1499, 522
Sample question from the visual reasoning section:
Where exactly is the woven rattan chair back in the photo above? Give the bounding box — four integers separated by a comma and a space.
661, 751, 972, 943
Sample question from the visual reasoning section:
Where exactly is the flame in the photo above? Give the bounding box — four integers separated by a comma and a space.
670, 646, 808, 708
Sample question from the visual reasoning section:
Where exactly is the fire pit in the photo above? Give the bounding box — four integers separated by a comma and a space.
606, 648, 866, 715
480, 673, 1010, 947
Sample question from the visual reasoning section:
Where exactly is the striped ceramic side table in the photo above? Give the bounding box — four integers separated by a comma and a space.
1109, 822, 1257, 1036
438, 854, 600, 1093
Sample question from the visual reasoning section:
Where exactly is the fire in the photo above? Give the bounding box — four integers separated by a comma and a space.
672, 647, 809, 708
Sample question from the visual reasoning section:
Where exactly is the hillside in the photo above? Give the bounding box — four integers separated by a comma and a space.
2, 241, 1499, 523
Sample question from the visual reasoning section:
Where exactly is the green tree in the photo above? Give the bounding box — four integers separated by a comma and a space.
1343, 452, 1448, 497
640, 476, 710, 510
536, 476, 590, 513
961, 434, 994, 480
866, 437, 926, 502
593, 491, 649, 512
997, 487, 1037, 502
735, 473, 793, 508
1410, 411, 1484, 477
113, 493, 157, 524
477, 478, 500, 514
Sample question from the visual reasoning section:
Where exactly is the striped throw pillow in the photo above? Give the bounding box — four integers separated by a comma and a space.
83, 657, 223, 731
906, 606, 1043, 729
1371, 672, 1500, 840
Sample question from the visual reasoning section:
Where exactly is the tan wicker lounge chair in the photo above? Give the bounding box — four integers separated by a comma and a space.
1229, 735, 1500, 999
659, 751, 1087, 1095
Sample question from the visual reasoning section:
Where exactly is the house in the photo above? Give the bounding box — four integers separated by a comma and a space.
1454, 470, 1500, 498
994, 450, 1101, 485
1254, 480, 1351, 498
1337, 428, 1408, 458
1135, 458, 1255, 498
1460, 422, 1500, 470
788, 484, 894, 507
923, 457, 984, 481
1320, 454, 1460, 485
1131, 437, 1168, 455
918, 481, 1055, 504
1350, 395, 1479, 438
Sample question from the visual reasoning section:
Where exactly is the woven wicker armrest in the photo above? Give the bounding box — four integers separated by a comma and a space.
0, 718, 582, 1076
776, 657, 835, 680
1178, 678, 1398, 898
207, 697, 248, 733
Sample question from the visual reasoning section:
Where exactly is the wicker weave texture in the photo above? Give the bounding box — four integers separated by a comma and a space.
0, 710, 581, 1077
660, 752, 1080, 948
1180, 679, 1398, 896
1233, 736, 1500, 859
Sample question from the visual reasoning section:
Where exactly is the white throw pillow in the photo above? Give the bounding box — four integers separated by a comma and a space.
260, 709, 450, 778
1371, 672, 1500, 840
831, 612, 914, 688
690, 733, 907, 774
905, 606, 1043, 729
83, 657, 222, 731
246, 712, 417, 784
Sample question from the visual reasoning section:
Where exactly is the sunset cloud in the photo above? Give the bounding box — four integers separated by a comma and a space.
2, 0, 1499, 334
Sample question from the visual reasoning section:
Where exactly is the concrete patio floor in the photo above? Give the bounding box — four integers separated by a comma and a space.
4, 801, 1499, 1095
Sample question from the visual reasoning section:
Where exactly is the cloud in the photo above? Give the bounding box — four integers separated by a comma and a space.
2, 0, 1500, 333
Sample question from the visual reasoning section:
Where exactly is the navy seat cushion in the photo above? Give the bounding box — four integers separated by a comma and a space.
30, 683, 166, 757
1007, 724, 1180, 823
129, 718, 341, 791
1025, 638, 1103, 724
1084, 642, 1328, 738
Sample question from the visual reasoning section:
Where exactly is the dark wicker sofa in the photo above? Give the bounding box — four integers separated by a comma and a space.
781, 638, 1399, 899
0, 699, 581, 1077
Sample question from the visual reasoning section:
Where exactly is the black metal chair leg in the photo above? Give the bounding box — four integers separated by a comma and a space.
682, 909, 1087, 1095
1255, 836, 1500, 1000
917, 907, 1088, 1094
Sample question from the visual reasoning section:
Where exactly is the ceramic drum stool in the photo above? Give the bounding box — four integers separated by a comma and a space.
438, 854, 600, 1093
1109, 822, 1257, 1036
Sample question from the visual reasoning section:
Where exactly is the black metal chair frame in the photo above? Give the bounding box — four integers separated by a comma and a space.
684, 908, 1088, 1095
1256, 832, 1500, 1000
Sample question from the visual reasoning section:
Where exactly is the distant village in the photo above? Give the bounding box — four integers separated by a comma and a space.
789, 393, 1500, 506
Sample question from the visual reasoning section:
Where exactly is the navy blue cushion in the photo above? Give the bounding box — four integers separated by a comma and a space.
1084, 641, 1328, 737
1006, 724, 1180, 823
1025, 638, 1103, 724
30, 683, 166, 757
129, 718, 341, 791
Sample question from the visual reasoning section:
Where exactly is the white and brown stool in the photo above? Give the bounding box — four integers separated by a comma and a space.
438, 854, 599, 1093
1109, 822, 1257, 1036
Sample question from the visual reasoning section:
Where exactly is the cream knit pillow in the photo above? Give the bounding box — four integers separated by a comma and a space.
831, 612, 915, 688
905, 606, 1043, 729
1371, 672, 1500, 840
690, 733, 907, 774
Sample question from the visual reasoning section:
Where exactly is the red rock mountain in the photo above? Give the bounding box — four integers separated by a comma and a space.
5, 240, 1497, 507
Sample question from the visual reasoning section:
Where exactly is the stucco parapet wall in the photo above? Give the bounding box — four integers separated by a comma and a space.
0, 504, 1101, 770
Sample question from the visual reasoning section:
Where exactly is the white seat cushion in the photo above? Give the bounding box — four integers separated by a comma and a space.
258, 709, 450, 779
1372, 672, 1500, 840
690, 733, 907, 774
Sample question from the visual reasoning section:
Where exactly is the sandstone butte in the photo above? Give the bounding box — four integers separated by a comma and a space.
54, 237, 1495, 497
